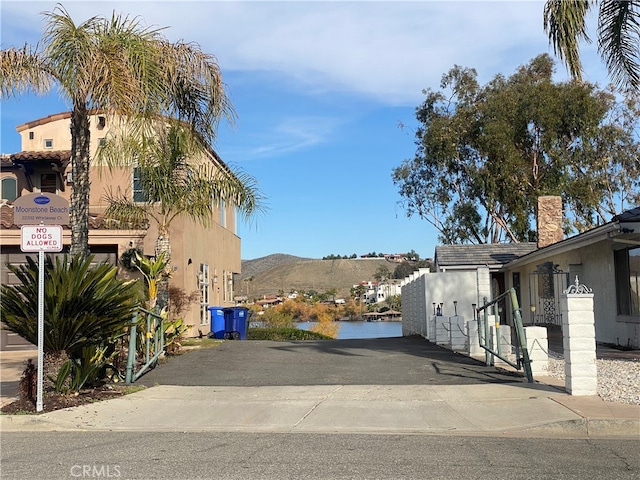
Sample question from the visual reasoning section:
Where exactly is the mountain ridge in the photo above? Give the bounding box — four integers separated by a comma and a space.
237, 254, 393, 300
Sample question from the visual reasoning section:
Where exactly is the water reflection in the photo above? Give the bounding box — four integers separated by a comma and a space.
297, 321, 402, 340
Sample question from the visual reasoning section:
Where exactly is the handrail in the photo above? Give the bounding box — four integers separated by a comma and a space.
475, 288, 533, 383
125, 306, 165, 384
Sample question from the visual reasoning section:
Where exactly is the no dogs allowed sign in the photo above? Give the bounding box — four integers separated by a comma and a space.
20, 225, 63, 252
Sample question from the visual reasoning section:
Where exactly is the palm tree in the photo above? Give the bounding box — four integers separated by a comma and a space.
102, 121, 263, 257
0, 5, 234, 256
544, 0, 640, 89
243, 276, 254, 295
100, 121, 264, 307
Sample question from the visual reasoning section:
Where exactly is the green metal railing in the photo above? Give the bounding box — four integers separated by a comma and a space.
475, 288, 533, 383
125, 307, 165, 384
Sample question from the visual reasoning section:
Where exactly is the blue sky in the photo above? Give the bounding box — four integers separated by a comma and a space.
1, 1, 608, 260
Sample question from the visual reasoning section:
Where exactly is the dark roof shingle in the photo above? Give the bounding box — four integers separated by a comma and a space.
435, 243, 538, 268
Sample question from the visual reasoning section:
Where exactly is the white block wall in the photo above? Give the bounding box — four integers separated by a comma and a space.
560, 293, 597, 396
428, 316, 436, 342
490, 324, 512, 367
435, 315, 450, 346
449, 315, 467, 351
467, 319, 483, 358
401, 267, 490, 341
524, 326, 548, 377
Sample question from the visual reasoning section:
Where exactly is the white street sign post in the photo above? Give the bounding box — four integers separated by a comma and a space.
20, 225, 63, 412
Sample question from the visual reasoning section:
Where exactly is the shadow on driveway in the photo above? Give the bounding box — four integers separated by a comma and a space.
138, 336, 525, 387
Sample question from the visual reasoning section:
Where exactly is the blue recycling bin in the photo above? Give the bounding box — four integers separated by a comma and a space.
207, 306, 226, 339
223, 307, 249, 340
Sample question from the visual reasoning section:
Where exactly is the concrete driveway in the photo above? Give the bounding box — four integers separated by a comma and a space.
137, 336, 525, 387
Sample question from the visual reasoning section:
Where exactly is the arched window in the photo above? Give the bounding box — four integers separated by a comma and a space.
1, 177, 17, 201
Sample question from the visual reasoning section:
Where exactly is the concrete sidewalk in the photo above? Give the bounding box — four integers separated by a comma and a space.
1, 344, 639, 438
2, 382, 639, 438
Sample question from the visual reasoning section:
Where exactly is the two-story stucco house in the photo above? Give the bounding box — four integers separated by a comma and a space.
1, 112, 243, 348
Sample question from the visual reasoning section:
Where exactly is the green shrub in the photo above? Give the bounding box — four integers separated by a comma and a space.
1, 254, 139, 390
1, 254, 138, 356
54, 344, 118, 393
247, 327, 332, 340
163, 317, 191, 355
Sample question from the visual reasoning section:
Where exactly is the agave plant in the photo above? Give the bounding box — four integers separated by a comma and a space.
0, 254, 138, 357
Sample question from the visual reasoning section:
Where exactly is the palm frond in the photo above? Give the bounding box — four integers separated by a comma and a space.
0, 254, 138, 355
598, 0, 640, 89
152, 40, 236, 143
543, 0, 595, 80
102, 187, 151, 228
0, 46, 52, 98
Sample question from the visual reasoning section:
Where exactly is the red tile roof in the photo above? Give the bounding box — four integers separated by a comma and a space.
10, 150, 71, 163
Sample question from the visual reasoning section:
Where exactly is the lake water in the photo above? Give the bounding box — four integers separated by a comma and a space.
297, 321, 402, 340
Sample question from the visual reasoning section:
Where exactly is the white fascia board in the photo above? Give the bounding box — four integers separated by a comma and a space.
505, 222, 619, 270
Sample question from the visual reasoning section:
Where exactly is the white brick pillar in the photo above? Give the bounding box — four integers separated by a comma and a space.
428, 311, 437, 342
490, 324, 512, 367
435, 314, 450, 346
467, 319, 483, 358
449, 315, 466, 351
560, 277, 596, 396
524, 326, 548, 377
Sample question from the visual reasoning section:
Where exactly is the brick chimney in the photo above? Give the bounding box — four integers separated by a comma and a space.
537, 196, 563, 248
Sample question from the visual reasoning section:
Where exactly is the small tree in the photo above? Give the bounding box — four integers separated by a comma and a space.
101, 121, 264, 308
131, 251, 170, 310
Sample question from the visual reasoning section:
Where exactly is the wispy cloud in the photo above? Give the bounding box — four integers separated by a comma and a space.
222, 114, 343, 161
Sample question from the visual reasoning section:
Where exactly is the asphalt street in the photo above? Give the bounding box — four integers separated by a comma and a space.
3, 431, 638, 480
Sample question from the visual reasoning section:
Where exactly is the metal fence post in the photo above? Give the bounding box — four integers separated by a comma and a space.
125, 310, 139, 384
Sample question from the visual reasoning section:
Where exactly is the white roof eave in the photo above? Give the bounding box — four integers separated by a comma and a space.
504, 222, 620, 270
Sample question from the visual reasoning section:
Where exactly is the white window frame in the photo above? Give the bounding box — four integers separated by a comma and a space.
199, 263, 210, 325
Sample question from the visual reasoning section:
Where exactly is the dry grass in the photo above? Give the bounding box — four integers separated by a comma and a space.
239, 256, 392, 298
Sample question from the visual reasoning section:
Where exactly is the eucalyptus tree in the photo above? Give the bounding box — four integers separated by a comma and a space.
543, 0, 640, 89
393, 54, 640, 245
0, 5, 234, 256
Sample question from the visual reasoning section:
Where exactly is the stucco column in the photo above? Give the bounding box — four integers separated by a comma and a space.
560, 277, 597, 396
435, 313, 449, 346
524, 326, 548, 377
490, 324, 512, 367
449, 315, 466, 351
467, 318, 483, 358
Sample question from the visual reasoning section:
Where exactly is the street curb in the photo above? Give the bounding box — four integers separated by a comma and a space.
2, 413, 638, 437
0, 414, 76, 432
509, 418, 640, 438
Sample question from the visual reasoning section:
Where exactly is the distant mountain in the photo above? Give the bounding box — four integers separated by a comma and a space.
236, 254, 392, 300
240, 253, 311, 278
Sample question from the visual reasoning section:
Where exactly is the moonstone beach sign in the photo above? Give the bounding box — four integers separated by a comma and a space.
13, 192, 70, 226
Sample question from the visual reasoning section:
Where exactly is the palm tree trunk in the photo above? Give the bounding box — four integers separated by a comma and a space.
42, 351, 70, 393
155, 233, 171, 310
69, 105, 91, 257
